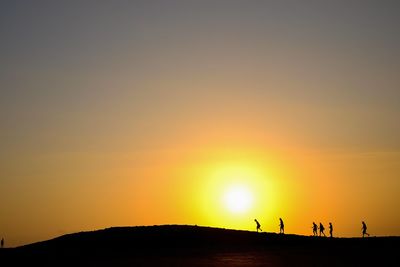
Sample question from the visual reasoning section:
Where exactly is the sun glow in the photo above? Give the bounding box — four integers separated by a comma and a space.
194, 159, 279, 231
223, 185, 253, 214
180, 150, 285, 230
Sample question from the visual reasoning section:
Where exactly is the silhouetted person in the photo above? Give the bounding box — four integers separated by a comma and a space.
279, 218, 284, 234
319, 223, 326, 237
255, 219, 262, 232
329, 222, 333, 238
312, 222, 318, 236
1, 238, 3, 248
362, 221, 370, 237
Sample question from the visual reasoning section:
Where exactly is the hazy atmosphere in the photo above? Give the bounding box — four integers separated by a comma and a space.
1, 0, 399, 247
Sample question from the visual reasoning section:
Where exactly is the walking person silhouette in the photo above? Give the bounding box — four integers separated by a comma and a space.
329, 222, 333, 238
319, 223, 326, 237
362, 221, 370, 237
255, 219, 262, 232
312, 222, 318, 236
279, 218, 284, 234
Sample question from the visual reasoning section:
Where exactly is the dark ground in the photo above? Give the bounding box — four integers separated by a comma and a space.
1, 225, 398, 266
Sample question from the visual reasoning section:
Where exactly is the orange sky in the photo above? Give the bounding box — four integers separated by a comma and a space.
1, 1, 400, 246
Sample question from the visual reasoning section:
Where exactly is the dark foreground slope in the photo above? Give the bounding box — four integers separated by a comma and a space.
1, 225, 399, 266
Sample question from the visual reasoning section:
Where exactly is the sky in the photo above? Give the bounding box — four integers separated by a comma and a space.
1, 0, 399, 246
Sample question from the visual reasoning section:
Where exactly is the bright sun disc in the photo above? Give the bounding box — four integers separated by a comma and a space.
223, 185, 253, 214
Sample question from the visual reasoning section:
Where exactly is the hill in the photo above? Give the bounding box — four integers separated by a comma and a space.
1, 225, 399, 266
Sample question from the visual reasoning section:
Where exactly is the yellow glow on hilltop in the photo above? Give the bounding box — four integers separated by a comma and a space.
194, 161, 278, 231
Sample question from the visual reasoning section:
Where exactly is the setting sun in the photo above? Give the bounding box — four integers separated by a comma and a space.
223, 185, 253, 214
193, 158, 280, 231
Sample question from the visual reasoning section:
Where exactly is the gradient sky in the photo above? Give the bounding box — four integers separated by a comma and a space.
1, 0, 399, 246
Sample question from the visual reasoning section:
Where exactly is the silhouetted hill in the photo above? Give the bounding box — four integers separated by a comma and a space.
1, 225, 399, 266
